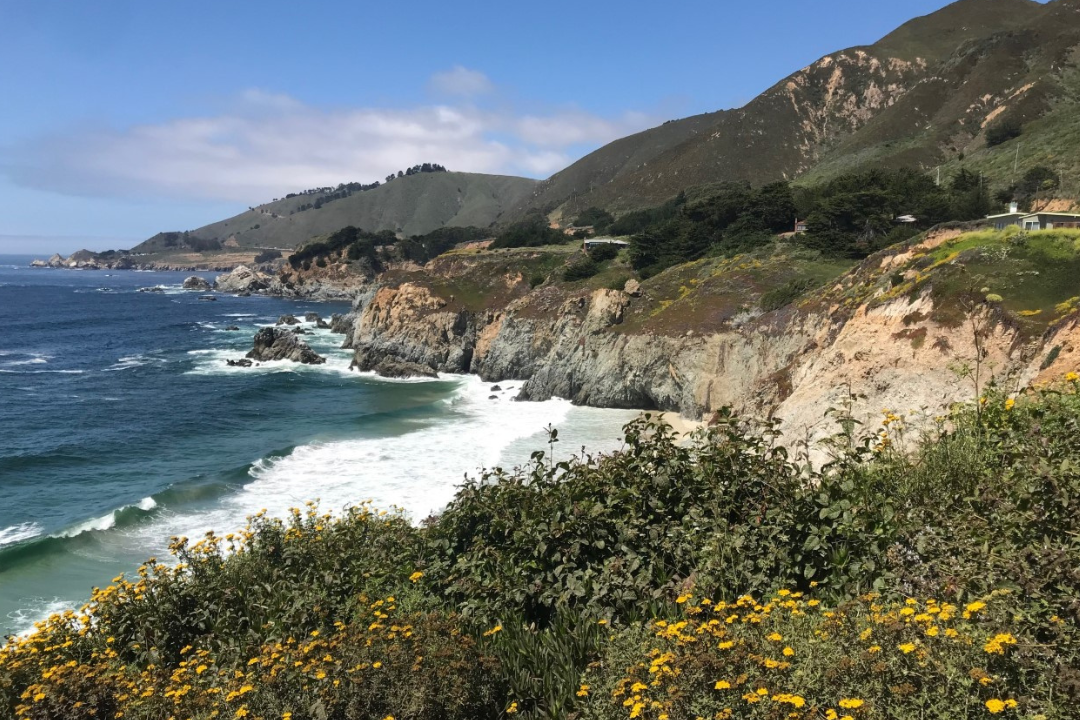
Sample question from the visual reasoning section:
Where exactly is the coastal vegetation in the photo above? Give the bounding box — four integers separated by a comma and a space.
4, 378, 1079, 719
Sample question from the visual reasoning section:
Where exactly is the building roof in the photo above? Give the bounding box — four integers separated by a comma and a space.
1022, 211, 1080, 219
985, 212, 1025, 220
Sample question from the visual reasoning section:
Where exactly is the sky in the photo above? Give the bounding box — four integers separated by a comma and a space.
0, 0, 1043, 253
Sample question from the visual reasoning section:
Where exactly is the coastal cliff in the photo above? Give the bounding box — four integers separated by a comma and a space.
321, 228, 1080, 442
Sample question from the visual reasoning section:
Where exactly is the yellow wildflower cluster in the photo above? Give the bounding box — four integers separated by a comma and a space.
588, 589, 1040, 720
0, 502, 498, 720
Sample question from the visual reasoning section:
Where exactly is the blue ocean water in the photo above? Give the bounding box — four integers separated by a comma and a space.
0, 256, 637, 636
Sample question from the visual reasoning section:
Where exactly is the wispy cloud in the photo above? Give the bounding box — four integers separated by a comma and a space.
428, 65, 495, 98
2, 68, 657, 205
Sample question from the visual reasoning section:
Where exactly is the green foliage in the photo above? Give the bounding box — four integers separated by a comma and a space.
562, 255, 600, 281
986, 118, 1022, 147
759, 277, 817, 312
573, 207, 615, 233
397, 226, 489, 264
491, 213, 571, 249
6, 384, 1080, 719
797, 168, 990, 258
252, 249, 282, 264
586, 242, 620, 263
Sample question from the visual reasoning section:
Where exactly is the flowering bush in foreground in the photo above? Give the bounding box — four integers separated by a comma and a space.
2, 376, 1080, 718
581, 589, 1064, 720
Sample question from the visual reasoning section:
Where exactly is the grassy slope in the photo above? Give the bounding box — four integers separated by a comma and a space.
133, 172, 538, 254
513, 0, 1049, 220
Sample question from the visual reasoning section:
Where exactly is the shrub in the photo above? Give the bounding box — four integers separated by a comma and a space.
760, 277, 816, 312
562, 256, 600, 281
986, 119, 1022, 147
587, 243, 620, 263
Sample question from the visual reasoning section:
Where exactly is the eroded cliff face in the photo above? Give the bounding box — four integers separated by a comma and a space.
337, 259, 1069, 447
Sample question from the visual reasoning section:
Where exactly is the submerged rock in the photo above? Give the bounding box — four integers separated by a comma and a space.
183, 276, 213, 291
246, 327, 325, 365
225, 325, 240, 331
198, 295, 216, 301
226, 358, 253, 367
276, 314, 300, 325
137, 286, 165, 293
304, 312, 323, 323
371, 357, 438, 379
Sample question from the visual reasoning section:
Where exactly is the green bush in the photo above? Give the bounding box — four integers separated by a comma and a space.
563, 256, 600, 281
5, 380, 1080, 719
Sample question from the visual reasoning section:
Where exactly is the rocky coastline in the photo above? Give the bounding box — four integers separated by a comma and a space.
287, 257, 1080, 451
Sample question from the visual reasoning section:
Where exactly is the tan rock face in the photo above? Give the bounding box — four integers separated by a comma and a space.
344, 275, 1071, 456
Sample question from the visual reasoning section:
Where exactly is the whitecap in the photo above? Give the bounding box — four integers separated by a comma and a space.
0, 522, 43, 547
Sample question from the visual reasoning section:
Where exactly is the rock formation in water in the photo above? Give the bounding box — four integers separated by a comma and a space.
246, 327, 326, 365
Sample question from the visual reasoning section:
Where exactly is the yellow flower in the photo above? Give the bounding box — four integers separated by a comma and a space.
676, 594, 690, 604
766, 631, 783, 642
984, 633, 1017, 654
718, 640, 735, 650
826, 710, 838, 720
483, 624, 503, 637
898, 643, 916, 654
409, 571, 424, 582
1066, 371, 1079, 383
839, 698, 864, 709
235, 708, 249, 718
782, 646, 794, 656
985, 699, 1006, 714
504, 703, 518, 715
576, 684, 590, 697
372, 661, 382, 669
965, 601, 986, 614
715, 680, 731, 690
1005, 398, 1015, 411
868, 645, 881, 653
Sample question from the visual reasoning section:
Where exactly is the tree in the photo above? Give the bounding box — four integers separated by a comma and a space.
986, 119, 1022, 147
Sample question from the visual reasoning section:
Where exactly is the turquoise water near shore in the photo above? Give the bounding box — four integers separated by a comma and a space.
0, 256, 637, 636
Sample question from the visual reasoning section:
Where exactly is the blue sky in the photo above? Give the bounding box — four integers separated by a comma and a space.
0, 0, 1039, 253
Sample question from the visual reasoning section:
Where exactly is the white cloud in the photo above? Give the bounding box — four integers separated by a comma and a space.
428, 66, 494, 98
2, 77, 658, 205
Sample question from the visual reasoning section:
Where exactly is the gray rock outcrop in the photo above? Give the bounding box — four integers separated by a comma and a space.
214, 265, 271, 293
246, 327, 326, 365
276, 314, 300, 325
183, 276, 213, 290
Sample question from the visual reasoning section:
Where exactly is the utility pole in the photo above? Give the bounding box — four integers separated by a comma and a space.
1014, 143, 1021, 177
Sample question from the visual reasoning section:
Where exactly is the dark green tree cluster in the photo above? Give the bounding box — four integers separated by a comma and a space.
490, 212, 573, 249
627, 183, 795, 276
572, 207, 615, 234
795, 168, 992, 257
397, 226, 490, 264
985, 118, 1022, 147
253, 249, 282, 264
995, 165, 1060, 210
288, 226, 393, 270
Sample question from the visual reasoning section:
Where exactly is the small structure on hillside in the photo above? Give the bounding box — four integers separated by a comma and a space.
1019, 212, 1080, 230
793, 219, 809, 234
583, 238, 630, 251
985, 202, 1025, 230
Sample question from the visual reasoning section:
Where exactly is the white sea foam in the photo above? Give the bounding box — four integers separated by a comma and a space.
0, 522, 43, 548
118, 376, 636, 560
104, 353, 169, 372
6, 598, 77, 636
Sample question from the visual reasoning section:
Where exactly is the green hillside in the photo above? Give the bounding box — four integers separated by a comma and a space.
514, 0, 1066, 220
132, 171, 537, 254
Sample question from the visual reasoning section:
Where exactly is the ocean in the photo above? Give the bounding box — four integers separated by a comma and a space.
0, 256, 638, 637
